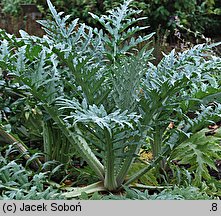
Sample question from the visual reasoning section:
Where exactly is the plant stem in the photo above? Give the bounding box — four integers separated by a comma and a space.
104, 129, 118, 191
116, 143, 140, 187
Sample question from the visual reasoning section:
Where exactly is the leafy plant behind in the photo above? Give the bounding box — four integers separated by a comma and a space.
170, 128, 221, 186
125, 42, 221, 185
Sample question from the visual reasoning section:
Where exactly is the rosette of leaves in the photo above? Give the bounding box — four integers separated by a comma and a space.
0, 0, 153, 193
124, 42, 221, 185
1, 0, 221, 196
56, 97, 141, 191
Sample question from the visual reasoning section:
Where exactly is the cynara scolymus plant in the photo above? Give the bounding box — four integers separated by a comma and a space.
124, 43, 221, 185
0, 0, 154, 193
140, 45, 221, 160
0, 0, 221, 196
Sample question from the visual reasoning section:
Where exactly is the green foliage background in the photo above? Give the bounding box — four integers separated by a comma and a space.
0, 0, 220, 36
42, 0, 221, 36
